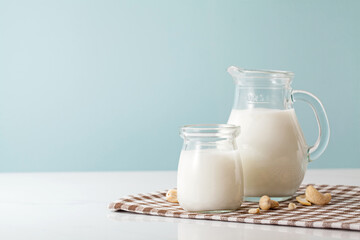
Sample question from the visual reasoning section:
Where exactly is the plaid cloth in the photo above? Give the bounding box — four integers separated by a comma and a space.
109, 184, 360, 231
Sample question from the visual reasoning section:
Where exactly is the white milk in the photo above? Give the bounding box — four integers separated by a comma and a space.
228, 108, 308, 197
177, 149, 243, 212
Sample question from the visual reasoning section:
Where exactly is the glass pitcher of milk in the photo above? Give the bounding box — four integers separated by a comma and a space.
227, 66, 330, 201
177, 124, 243, 213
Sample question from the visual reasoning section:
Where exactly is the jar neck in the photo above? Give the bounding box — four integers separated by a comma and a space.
232, 85, 293, 110
180, 124, 240, 151
227, 66, 294, 110
182, 137, 238, 151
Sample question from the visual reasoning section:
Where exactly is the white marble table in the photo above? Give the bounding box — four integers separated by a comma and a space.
0, 170, 359, 240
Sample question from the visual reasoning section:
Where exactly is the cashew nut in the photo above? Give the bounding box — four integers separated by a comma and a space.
259, 195, 271, 210
288, 202, 297, 210
305, 185, 331, 205
296, 195, 311, 206
166, 189, 178, 203
259, 195, 279, 210
248, 208, 260, 214
271, 200, 279, 209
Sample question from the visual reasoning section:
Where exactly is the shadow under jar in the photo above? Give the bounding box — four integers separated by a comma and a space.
177, 124, 243, 213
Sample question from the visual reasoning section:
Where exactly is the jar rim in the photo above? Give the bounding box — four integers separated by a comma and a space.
228, 66, 294, 82
180, 124, 240, 138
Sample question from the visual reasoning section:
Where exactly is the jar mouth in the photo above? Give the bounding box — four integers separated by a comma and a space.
228, 66, 294, 86
180, 124, 240, 138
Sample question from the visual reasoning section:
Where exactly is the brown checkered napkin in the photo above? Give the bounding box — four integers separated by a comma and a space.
109, 184, 360, 231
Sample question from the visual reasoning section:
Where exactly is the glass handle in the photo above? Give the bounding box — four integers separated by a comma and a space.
292, 90, 330, 161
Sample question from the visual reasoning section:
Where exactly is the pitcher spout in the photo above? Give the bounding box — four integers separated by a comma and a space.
227, 66, 245, 78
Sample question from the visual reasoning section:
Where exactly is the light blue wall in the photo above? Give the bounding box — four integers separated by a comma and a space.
0, 0, 359, 172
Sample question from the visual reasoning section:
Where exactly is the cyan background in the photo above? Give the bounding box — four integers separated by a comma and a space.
0, 0, 359, 172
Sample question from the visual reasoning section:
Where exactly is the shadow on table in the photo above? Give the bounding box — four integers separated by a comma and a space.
108, 212, 358, 240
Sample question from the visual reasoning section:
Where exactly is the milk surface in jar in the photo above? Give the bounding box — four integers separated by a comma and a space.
177, 149, 243, 212
228, 108, 308, 198
177, 124, 243, 213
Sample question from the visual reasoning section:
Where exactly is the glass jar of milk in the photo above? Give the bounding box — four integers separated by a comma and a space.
177, 124, 243, 213
227, 66, 330, 201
